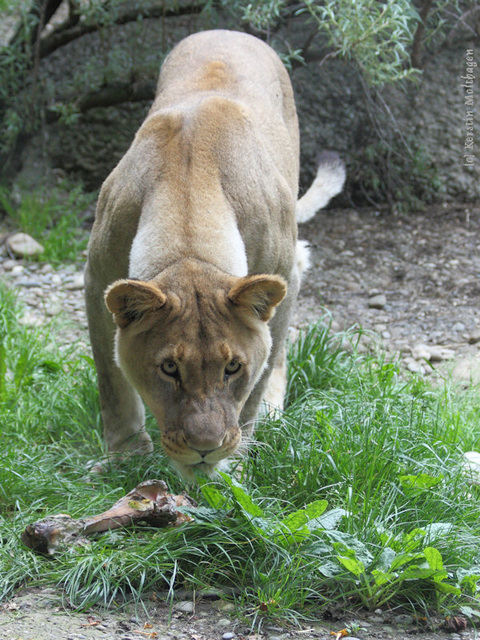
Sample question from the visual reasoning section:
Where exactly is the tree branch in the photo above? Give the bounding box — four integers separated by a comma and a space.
411, 0, 434, 69
45, 79, 156, 124
39, 1, 208, 60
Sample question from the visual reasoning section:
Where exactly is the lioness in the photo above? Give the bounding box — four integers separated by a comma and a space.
85, 30, 345, 477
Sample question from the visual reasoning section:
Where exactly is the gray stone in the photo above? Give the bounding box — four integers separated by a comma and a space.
368, 294, 387, 310
393, 614, 413, 625
174, 600, 194, 614
217, 618, 233, 627
222, 633, 235, 640
469, 329, 480, 344
10, 264, 25, 276
65, 272, 85, 290
214, 601, 236, 613
2, 259, 17, 270
6, 232, 44, 258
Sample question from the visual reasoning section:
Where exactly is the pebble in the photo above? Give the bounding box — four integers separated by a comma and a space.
6, 232, 44, 258
468, 329, 480, 344
65, 272, 85, 290
222, 633, 235, 640
3, 258, 17, 270
404, 357, 425, 374
217, 618, 233, 627
11, 264, 25, 276
368, 293, 387, 310
411, 343, 455, 363
463, 451, 480, 484
174, 600, 195, 614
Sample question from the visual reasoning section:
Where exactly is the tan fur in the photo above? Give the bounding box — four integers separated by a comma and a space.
85, 30, 345, 477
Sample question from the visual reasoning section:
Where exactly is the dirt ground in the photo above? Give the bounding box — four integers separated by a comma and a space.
296, 203, 480, 382
2, 203, 480, 640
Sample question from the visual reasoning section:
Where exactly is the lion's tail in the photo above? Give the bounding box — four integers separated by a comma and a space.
296, 151, 346, 224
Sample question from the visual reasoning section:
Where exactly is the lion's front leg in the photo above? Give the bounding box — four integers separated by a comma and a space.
85, 268, 152, 458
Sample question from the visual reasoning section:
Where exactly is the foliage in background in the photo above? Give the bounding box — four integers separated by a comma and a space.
0, 182, 95, 262
2, 288, 480, 625
0, 0, 477, 210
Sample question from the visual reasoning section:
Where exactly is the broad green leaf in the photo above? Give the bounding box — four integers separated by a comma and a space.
400, 565, 445, 581
280, 500, 328, 533
308, 507, 347, 532
376, 547, 396, 572
337, 555, 365, 577
390, 552, 425, 571
372, 569, 394, 586
424, 547, 444, 573
199, 482, 228, 509
434, 582, 461, 595
328, 531, 373, 566
219, 472, 264, 517
399, 473, 443, 491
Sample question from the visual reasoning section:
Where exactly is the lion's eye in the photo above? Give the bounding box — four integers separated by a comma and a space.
225, 360, 241, 376
160, 361, 178, 377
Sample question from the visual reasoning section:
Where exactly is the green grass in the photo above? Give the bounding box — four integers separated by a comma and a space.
0, 183, 95, 263
1, 284, 480, 626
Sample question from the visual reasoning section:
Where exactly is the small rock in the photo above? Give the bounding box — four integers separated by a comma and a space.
368, 616, 384, 623
412, 344, 431, 361
10, 264, 25, 276
174, 600, 194, 614
452, 322, 466, 332
6, 232, 44, 258
65, 272, 85, 290
368, 294, 387, 310
468, 329, 480, 344
428, 346, 455, 362
17, 279, 43, 288
2, 259, 17, 271
46, 303, 63, 317
217, 618, 233, 627
222, 633, 235, 640
404, 357, 425, 374
463, 451, 480, 485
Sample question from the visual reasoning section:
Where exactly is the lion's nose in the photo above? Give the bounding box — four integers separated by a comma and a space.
182, 414, 226, 453
194, 448, 217, 458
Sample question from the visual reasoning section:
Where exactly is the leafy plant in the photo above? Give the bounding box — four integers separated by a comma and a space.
300, 0, 421, 86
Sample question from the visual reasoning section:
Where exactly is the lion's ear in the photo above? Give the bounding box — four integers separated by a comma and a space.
105, 279, 167, 328
228, 275, 287, 322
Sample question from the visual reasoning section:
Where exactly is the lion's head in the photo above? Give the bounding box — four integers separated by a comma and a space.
105, 259, 286, 477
